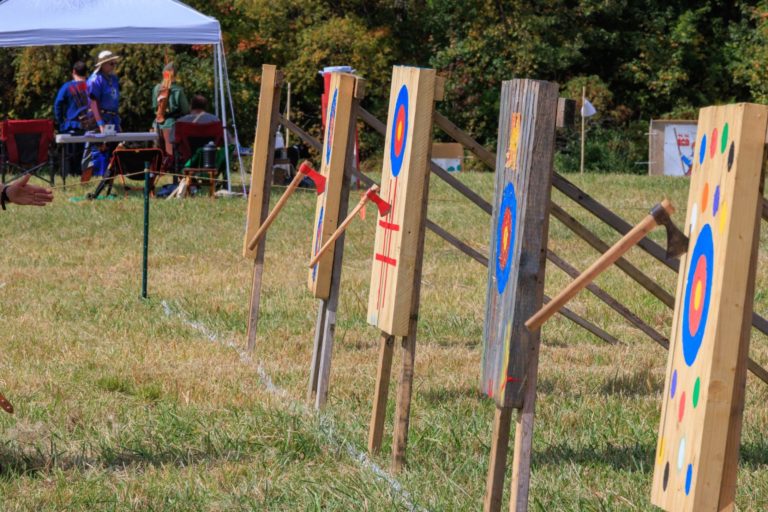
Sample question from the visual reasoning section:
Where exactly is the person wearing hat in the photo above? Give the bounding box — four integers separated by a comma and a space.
83, 50, 120, 181
152, 62, 189, 157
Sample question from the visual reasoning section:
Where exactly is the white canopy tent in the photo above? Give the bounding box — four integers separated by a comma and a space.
0, 0, 246, 193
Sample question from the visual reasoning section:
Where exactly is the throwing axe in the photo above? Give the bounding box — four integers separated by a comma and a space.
308, 185, 391, 268
247, 161, 326, 251
526, 199, 688, 331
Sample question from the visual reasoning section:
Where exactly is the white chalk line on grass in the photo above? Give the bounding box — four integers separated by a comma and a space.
160, 300, 426, 512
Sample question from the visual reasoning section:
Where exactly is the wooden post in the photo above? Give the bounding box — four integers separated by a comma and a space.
480, 79, 559, 511
651, 103, 768, 511
483, 407, 513, 512
580, 86, 586, 174
243, 65, 282, 352
307, 73, 365, 407
368, 332, 395, 453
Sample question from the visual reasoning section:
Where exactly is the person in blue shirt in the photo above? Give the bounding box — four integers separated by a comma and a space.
83, 50, 120, 182
53, 61, 90, 178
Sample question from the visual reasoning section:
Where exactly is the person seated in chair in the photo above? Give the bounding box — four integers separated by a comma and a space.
177, 94, 220, 125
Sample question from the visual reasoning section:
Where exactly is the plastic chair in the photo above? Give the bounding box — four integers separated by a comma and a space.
173, 121, 223, 197
0, 119, 56, 185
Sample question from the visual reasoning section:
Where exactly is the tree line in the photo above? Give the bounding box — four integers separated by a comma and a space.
2, 0, 767, 172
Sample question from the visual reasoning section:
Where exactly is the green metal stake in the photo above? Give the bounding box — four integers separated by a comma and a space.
141, 161, 150, 299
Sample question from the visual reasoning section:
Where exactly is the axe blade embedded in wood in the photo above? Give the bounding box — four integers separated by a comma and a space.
366, 187, 391, 216
298, 161, 326, 195
526, 198, 683, 331
650, 202, 689, 259
308, 184, 391, 268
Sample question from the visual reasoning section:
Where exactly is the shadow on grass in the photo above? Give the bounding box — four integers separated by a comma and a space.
600, 369, 663, 397
535, 442, 654, 473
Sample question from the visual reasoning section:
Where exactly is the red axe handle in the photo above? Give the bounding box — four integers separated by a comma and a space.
308, 185, 381, 268
247, 170, 305, 251
298, 161, 326, 195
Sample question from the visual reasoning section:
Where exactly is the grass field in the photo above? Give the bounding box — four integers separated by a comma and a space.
1, 170, 767, 511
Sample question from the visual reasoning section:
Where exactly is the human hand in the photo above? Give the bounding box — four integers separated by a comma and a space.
5, 174, 54, 206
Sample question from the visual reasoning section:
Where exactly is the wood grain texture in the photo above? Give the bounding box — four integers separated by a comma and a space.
308, 73, 361, 299
481, 79, 559, 409
651, 103, 768, 511
367, 66, 439, 337
243, 65, 282, 258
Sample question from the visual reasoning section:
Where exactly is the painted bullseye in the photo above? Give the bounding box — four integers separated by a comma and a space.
710, 128, 717, 159
683, 224, 714, 366
699, 134, 707, 165
390, 85, 409, 177
325, 89, 338, 165
721, 123, 729, 153
495, 182, 517, 294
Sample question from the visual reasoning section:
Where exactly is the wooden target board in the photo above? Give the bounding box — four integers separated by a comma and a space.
367, 66, 439, 336
651, 103, 767, 511
480, 79, 559, 409
308, 72, 359, 299
243, 64, 281, 258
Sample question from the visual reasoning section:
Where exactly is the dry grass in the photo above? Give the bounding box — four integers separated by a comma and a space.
0, 171, 767, 510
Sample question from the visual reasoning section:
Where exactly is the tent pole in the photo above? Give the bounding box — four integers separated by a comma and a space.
213, 46, 220, 119
216, 42, 232, 193
219, 42, 248, 196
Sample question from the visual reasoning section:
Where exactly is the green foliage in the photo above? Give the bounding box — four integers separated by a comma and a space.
2, 0, 768, 167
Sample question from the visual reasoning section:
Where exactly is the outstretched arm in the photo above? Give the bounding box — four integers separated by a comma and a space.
1, 174, 54, 208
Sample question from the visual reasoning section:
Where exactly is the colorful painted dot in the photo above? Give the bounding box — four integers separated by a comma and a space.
691, 207, 698, 233
727, 142, 735, 171
701, 183, 709, 213
678, 391, 686, 422
658, 436, 666, 462
670, 370, 677, 399
693, 377, 700, 408
719, 201, 727, 234
710, 128, 718, 159
699, 135, 707, 165
685, 464, 693, 495
713, 185, 720, 216
663, 461, 670, 491
677, 437, 686, 471
721, 123, 729, 153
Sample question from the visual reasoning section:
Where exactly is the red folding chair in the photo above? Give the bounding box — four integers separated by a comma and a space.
0, 119, 56, 185
173, 121, 224, 197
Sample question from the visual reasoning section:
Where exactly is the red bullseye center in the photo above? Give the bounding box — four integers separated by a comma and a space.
688, 256, 707, 336
394, 106, 406, 156
499, 208, 512, 269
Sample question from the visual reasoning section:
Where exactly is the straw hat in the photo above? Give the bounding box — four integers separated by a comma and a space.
94, 50, 119, 70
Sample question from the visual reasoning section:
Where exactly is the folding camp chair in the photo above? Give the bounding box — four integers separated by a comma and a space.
111, 146, 164, 197
0, 119, 56, 185
173, 121, 223, 197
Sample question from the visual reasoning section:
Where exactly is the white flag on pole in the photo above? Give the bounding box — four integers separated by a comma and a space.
581, 99, 597, 117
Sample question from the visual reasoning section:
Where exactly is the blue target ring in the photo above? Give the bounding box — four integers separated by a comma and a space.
495, 182, 517, 294
390, 85, 409, 177
682, 223, 713, 366
325, 89, 338, 165
312, 206, 324, 281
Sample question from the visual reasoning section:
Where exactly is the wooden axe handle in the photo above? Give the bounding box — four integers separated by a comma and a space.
308, 187, 378, 268
247, 171, 305, 251
526, 199, 674, 331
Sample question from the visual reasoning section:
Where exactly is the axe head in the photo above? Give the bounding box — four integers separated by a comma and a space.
297, 161, 326, 194
366, 186, 391, 216
650, 201, 689, 259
